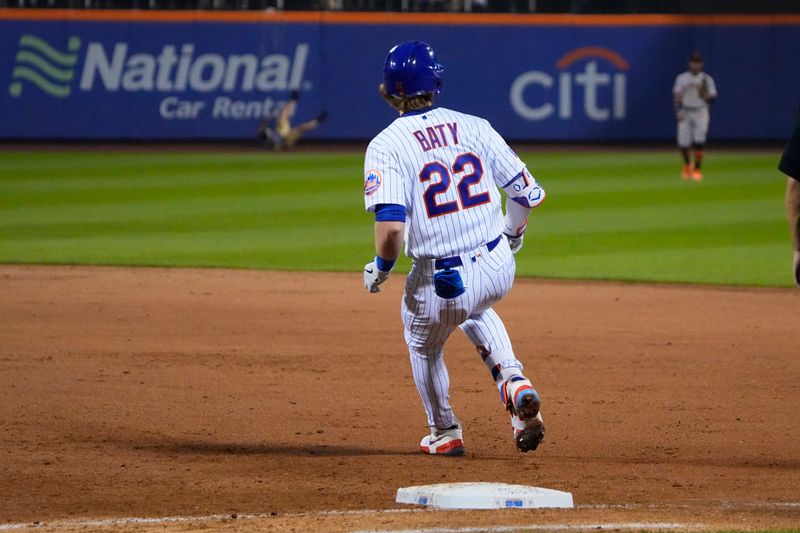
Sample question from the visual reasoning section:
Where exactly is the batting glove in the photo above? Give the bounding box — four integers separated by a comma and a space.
504, 233, 524, 254
364, 259, 391, 293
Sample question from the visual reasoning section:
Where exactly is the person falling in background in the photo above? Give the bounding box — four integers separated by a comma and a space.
257, 90, 327, 150
673, 52, 718, 181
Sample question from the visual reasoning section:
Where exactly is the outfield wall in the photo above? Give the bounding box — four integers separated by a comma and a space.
1, 10, 799, 141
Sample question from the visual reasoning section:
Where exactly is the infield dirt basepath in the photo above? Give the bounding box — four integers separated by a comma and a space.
1, 266, 798, 531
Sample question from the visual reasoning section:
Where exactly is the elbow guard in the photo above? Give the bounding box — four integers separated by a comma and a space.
502, 169, 545, 209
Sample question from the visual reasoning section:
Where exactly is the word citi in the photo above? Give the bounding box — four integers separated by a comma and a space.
412, 122, 459, 152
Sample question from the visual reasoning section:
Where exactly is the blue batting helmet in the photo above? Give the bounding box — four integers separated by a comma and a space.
382, 41, 444, 98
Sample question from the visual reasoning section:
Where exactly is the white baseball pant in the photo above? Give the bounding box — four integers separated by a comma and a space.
401, 237, 525, 430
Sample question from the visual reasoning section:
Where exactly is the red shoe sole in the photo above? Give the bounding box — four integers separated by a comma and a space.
420, 439, 465, 456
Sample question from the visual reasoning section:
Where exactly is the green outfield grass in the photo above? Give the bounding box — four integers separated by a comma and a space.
0, 148, 791, 286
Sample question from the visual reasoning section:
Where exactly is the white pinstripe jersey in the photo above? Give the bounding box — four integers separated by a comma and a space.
363, 107, 531, 260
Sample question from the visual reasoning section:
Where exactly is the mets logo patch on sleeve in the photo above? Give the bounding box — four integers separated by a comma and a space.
364, 169, 382, 196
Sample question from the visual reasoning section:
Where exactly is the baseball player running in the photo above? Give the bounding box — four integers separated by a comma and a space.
361, 41, 546, 455
673, 52, 718, 181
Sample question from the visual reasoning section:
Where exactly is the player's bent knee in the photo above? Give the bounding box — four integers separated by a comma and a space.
408, 346, 444, 361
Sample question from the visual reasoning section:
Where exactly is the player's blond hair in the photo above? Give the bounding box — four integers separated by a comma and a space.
379, 83, 436, 115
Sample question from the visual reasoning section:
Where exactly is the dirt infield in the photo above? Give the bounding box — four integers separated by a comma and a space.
1, 265, 799, 532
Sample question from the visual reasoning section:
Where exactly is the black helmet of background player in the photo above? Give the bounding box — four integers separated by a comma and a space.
689, 51, 704, 74
379, 41, 444, 114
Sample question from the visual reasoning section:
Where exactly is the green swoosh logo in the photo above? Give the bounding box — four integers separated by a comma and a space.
15, 51, 75, 82
10, 67, 72, 98
19, 34, 80, 66
9, 35, 81, 98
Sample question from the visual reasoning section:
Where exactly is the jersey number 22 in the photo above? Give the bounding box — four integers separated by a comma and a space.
419, 152, 490, 218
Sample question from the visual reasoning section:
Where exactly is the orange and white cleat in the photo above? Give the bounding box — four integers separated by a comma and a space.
681, 164, 694, 179
420, 424, 465, 456
501, 377, 545, 453
691, 169, 703, 181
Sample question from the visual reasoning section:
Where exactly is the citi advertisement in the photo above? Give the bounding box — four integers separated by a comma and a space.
1, 17, 798, 140
509, 47, 628, 122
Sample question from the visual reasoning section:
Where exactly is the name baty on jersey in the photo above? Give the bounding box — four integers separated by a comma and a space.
413, 122, 459, 152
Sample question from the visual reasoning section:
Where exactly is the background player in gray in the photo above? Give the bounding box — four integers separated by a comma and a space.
256, 90, 326, 150
673, 52, 718, 180
361, 41, 547, 455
